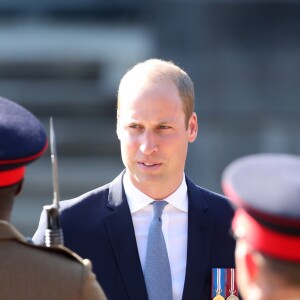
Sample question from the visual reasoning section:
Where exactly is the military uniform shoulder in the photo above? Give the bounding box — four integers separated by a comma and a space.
0, 221, 89, 266
28, 242, 91, 266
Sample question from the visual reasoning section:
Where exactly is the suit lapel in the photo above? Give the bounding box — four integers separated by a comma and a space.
103, 172, 148, 300
182, 178, 214, 299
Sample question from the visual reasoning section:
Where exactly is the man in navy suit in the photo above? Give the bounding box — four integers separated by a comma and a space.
34, 59, 236, 300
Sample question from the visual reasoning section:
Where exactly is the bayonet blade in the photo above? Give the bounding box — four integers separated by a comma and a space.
50, 117, 60, 208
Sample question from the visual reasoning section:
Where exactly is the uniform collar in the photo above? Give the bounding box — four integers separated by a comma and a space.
0, 220, 26, 242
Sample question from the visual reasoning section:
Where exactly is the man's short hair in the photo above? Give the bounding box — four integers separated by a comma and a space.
117, 58, 195, 128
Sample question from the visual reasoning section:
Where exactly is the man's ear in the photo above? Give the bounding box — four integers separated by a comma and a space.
116, 124, 121, 141
245, 251, 259, 282
15, 179, 24, 196
188, 112, 198, 143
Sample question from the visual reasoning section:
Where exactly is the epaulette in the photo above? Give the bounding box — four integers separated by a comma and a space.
21, 238, 91, 267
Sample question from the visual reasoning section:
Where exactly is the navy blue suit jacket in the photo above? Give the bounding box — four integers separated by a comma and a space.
33, 172, 236, 300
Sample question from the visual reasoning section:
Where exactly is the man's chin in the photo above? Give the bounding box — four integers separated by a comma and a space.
132, 173, 165, 187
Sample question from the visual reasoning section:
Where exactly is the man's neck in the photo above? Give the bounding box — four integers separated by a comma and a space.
126, 172, 185, 200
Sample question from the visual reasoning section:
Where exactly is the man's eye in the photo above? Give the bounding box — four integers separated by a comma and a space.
159, 125, 171, 129
129, 124, 142, 129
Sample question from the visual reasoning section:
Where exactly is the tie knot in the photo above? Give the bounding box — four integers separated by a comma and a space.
152, 201, 168, 219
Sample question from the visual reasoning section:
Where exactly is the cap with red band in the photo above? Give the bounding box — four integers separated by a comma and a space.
222, 153, 300, 262
232, 209, 300, 261
0, 96, 48, 187
0, 167, 26, 187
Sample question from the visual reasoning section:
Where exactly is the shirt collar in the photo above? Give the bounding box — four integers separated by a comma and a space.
124, 171, 188, 214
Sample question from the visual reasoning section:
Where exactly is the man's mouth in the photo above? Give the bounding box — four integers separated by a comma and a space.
139, 162, 161, 168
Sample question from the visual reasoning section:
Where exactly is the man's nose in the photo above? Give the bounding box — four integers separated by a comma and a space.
139, 131, 158, 155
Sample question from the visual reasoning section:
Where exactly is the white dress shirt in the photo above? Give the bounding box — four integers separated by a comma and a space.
124, 172, 188, 300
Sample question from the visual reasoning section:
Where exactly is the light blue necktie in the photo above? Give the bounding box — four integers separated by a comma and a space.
144, 201, 173, 300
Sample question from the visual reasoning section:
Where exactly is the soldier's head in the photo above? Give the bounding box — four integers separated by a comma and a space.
0, 96, 47, 220
222, 153, 300, 300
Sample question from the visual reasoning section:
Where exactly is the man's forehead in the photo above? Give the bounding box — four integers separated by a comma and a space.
119, 108, 183, 124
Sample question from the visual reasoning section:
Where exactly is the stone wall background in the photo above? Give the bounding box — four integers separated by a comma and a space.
0, 1, 298, 236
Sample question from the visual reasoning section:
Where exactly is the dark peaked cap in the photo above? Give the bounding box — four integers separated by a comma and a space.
222, 153, 300, 262
0, 96, 48, 187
